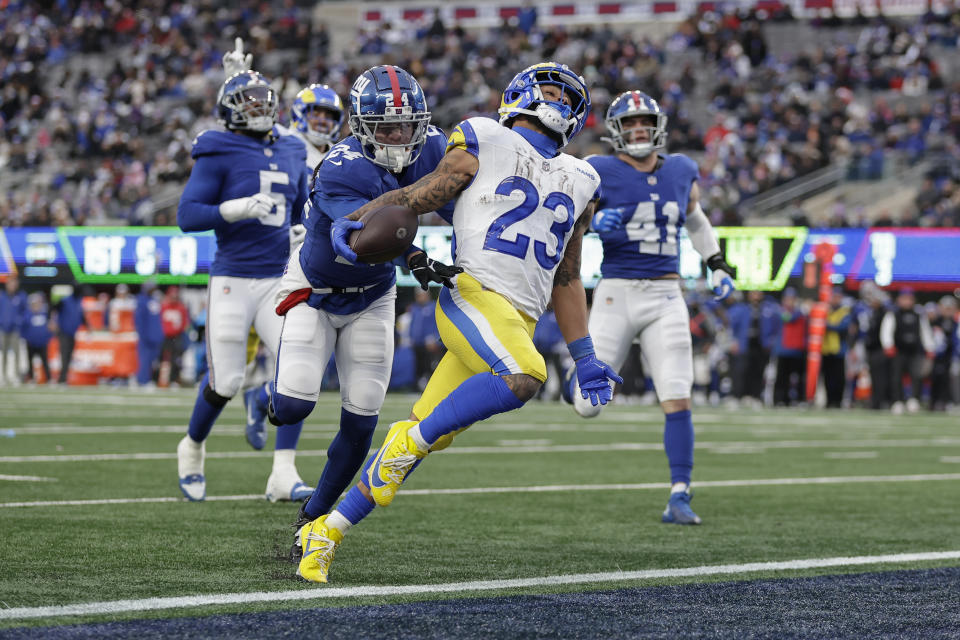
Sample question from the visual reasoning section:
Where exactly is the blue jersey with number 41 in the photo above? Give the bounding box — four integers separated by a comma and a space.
587, 153, 698, 279
177, 128, 309, 278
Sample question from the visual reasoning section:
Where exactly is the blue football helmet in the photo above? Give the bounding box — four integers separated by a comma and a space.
217, 71, 278, 133
603, 91, 667, 158
498, 62, 591, 148
348, 65, 431, 172
292, 84, 344, 149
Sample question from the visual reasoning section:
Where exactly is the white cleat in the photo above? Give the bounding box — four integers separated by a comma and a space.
265, 468, 313, 503
177, 435, 206, 501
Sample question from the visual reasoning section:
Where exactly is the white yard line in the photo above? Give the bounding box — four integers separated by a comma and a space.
3, 473, 959, 509
0, 474, 57, 483
3, 438, 959, 464
1, 550, 958, 620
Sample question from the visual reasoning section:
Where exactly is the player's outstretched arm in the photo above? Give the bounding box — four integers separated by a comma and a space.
344, 148, 478, 222
552, 202, 623, 406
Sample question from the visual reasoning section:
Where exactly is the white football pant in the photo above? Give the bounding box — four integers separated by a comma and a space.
573, 278, 693, 417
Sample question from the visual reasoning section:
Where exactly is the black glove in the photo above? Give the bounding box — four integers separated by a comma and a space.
408, 252, 463, 290
706, 253, 738, 280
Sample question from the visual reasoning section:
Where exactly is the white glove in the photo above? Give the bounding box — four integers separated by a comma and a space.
288, 223, 306, 251
711, 269, 735, 301
222, 37, 252, 77
219, 193, 274, 223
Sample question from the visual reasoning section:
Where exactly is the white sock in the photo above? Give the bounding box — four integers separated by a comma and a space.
273, 448, 296, 471
325, 510, 351, 535
408, 423, 429, 451
671, 482, 689, 495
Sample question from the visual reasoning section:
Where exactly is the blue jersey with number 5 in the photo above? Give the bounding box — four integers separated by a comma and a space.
177, 128, 309, 278
587, 153, 697, 279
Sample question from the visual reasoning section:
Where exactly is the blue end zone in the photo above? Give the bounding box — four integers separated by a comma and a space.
6, 567, 960, 639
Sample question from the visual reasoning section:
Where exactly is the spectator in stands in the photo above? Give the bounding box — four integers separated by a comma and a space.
108, 283, 136, 332
821, 287, 853, 408
406, 289, 443, 393
881, 288, 934, 414
160, 286, 190, 387
928, 296, 958, 411
54, 284, 85, 384
0, 275, 27, 385
729, 290, 779, 407
773, 288, 808, 406
21, 292, 53, 384
859, 285, 893, 410
134, 282, 164, 388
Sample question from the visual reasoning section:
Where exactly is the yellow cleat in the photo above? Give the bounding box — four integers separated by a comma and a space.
296, 515, 344, 583
367, 420, 428, 507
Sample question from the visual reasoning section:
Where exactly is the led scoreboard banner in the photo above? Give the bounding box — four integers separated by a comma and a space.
2, 226, 959, 291
0, 227, 216, 284
58, 227, 215, 284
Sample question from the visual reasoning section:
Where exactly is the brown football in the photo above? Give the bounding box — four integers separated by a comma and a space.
348, 205, 419, 264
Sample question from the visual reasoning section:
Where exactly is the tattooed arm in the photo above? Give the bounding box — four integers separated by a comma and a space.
552, 200, 596, 343
344, 149, 478, 221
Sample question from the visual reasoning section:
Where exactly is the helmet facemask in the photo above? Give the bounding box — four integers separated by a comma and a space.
498, 65, 590, 148
604, 111, 668, 158
351, 110, 431, 173
300, 105, 342, 148
221, 85, 278, 133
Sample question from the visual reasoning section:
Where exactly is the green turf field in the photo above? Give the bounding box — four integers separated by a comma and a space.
1, 386, 959, 629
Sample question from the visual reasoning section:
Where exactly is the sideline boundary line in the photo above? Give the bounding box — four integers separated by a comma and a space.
4, 438, 960, 463
2, 551, 959, 620
3, 473, 959, 508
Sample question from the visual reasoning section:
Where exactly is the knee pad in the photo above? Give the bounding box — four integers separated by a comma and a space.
271, 392, 315, 425
203, 383, 231, 408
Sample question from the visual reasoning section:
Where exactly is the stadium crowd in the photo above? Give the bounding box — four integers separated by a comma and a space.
2, 2, 960, 227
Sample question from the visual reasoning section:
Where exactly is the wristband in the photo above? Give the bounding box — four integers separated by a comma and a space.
567, 336, 595, 361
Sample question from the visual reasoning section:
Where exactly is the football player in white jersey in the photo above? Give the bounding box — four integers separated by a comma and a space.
292, 62, 622, 583
562, 90, 738, 525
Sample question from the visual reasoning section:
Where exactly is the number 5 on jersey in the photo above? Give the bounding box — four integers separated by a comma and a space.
258, 169, 288, 227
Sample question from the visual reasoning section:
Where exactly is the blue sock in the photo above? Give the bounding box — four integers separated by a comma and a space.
418, 373, 524, 445
663, 409, 694, 486
307, 409, 378, 515
335, 485, 375, 525
257, 383, 269, 410
187, 372, 224, 442
275, 420, 304, 450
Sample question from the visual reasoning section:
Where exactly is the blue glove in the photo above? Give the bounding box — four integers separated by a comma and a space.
330, 216, 363, 263
568, 337, 623, 406
591, 207, 625, 233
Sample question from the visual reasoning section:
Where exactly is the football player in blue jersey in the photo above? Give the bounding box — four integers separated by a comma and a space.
292, 62, 621, 583
220, 41, 349, 450
562, 91, 738, 525
265, 65, 461, 560
175, 70, 314, 503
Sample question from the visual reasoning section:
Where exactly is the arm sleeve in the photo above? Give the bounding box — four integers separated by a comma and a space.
177, 155, 226, 232
685, 202, 722, 261
880, 312, 895, 350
